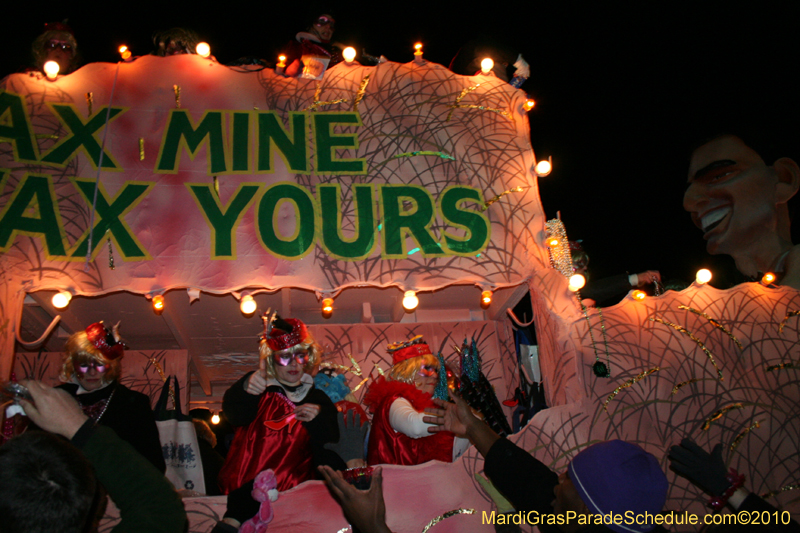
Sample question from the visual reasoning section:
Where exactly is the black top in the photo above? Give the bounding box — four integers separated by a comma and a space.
58, 381, 166, 473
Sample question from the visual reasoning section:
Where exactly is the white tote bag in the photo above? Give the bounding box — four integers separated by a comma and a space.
154, 375, 206, 494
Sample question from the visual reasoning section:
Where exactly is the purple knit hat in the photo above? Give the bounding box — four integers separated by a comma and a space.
568, 440, 667, 533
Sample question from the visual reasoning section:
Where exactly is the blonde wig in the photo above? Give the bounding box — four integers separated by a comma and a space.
59, 330, 122, 384
258, 333, 322, 379
387, 353, 440, 384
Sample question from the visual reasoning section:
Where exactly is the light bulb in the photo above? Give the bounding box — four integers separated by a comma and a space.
343, 47, 356, 63
525, 98, 536, 111
322, 297, 334, 314
568, 274, 586, 291
152, 294, 165, 312
481, 290, 492, 308
696, 269, 712, 284
43, 61, 60, 80
52, 290, 72, 309
240, 295, 257, 315
762, 272, 776, 285
402, 290, 419, 311
547, 236, 559, 247
196, 42, 211, 58
211, 413, 220, 424
632, 290, 646, 301
535, 159, 552, 176
480, 57, 494, 74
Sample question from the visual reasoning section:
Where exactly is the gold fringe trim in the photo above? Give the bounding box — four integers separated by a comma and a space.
651, 318, 724, 381
352, 73, 370, 112
702, 403, 744, 431
603, 367, 660, 412
420, 508, 476, 533
671, 378, 701, 395
304, 82, 347, 112
730, 420, 761, 452
778, 310, 800, 333
766, 361, 800, 372
761, 484, 800, 500
678, 305, 743, 349
482, 186, 525, 211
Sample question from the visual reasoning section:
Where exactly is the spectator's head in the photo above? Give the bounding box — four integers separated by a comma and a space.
32, 21, 79, 75
387, 336, 441, 395
259, 317, 321, 385
570, 241, 589, 275
684, 133, 800, 276
308, 12, 335, 43
153, 28, 200, 56
553, 440, 668, 533
192, 418, 217, 448
0, 431, 99, 533
60, 322, 124, 390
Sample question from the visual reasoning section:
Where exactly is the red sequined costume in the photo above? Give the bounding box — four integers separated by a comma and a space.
218, 372, 339, 493
364, 377, 455, 466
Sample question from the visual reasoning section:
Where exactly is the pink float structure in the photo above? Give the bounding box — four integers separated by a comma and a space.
2, 54, 798, 531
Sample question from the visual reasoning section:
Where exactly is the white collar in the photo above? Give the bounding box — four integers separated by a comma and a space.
266, 373, 314, 403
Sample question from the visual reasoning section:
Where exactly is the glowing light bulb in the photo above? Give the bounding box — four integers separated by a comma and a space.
524, 98, 536, 111
547, 236, 559, 247
277, 55, 286, 67
43, 61, 60, 80
211, 412, 220, 424
568, 274, 586, 291
480, 57, 494, 74
196, 42, 211, 58
118, 45, 132, 60
481, 290, 492, 308
119, 45, 128, 54
322, 297, 334, 315
762, 272, 776, 285
535, 159, 552, 176
632, 290, 646, 301
52, 290, 72, 309
343, 47, 356, 63
152, 294, 165, 312
240, 294, 257, 315
414, 43, 423, 63
696, 269, 712, 284
402, 290, 419, 311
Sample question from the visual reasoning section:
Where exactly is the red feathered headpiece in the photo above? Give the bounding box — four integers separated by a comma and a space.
85, 322, 125, 360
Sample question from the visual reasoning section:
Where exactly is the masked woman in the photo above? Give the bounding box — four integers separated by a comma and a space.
215, 316, 341, 529
364, 336, 466, 466
57, 322, 165, 472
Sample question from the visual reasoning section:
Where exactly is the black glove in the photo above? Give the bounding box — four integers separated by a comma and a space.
668, 438, 729, 496
324, 411, 369, 463
223, 480, 260, 522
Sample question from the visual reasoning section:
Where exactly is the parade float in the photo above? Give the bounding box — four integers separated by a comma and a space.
1, 51, 798, 532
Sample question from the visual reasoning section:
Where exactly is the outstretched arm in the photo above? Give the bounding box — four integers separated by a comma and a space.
319, 465, 392, 533
423, 391, 499, 457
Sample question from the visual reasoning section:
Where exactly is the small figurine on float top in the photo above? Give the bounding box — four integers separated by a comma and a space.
364, 335, 468, 466
56, 321, 166, 472
215, 313, 342, 530
31, 21, 80, 76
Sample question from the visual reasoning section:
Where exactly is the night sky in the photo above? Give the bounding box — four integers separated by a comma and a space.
3, 2, 800, 290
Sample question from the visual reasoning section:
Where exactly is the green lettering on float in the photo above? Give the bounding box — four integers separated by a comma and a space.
156, 110, 228, 174
41, 104, 125, 169
313, 113, 366, 174
318, 184, 375, 260
0, 91, 38, 163
257, 182, 316, 259
187, 182, 260, 259
0, 174, 67, 257
380, 185, 442, 258
257, 112, 308, 173
438, 186, 491, 254
231, 112, 251, 173
69, 178, 153, 260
